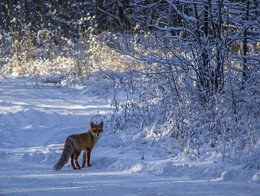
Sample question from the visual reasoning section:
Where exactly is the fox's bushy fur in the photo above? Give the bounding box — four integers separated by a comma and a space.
53, 140, 73, 171
53, 121, 103, 171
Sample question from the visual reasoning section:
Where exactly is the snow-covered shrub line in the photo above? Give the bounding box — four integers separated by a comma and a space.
1, 28, 259, 170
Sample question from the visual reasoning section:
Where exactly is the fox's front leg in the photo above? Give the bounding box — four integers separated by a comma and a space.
82, 150, 87, 168
87, 148, 92, 167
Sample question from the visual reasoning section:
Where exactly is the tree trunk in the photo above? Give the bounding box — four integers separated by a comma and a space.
241, 0, 250, 90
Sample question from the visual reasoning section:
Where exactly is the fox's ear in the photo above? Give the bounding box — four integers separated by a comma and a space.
90, 122, 95, 129
99, 121, 103, 128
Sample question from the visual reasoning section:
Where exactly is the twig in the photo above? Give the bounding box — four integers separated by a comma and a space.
0, 102, 11, 119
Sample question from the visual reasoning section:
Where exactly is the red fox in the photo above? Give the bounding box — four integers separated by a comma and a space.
53, 121, 103, 171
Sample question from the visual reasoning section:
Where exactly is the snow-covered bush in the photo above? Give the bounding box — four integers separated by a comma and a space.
91, 30, 259, 164
108, 68, 259, 166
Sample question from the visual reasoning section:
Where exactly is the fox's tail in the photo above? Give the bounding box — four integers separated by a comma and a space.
53, 140, 73, 171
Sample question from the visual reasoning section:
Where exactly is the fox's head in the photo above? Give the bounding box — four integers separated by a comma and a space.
90, 121, 104, 137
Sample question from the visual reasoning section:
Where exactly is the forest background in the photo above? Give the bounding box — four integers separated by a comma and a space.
0, 0, 259, 168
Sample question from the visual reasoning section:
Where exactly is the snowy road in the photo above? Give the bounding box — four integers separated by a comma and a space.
1, 162, 258, 196
0, 78, 259, 195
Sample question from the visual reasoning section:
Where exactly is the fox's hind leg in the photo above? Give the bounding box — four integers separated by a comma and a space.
74, 151, 81, 170
70, 153, 77, 170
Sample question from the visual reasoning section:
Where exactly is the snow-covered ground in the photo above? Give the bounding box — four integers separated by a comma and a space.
0, 78, 259, 196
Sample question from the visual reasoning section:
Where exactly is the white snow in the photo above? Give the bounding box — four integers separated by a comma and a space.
0, 78, 259, 196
